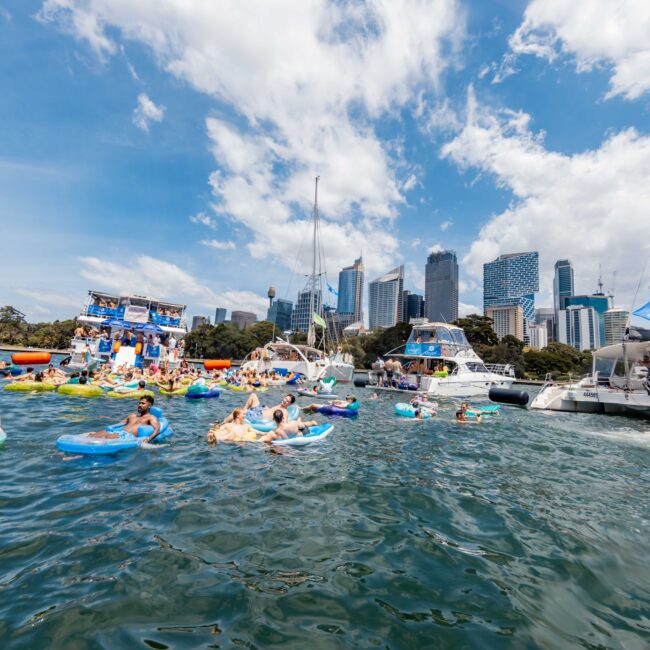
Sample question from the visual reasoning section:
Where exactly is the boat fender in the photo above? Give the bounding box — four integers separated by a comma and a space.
488, 387, 529, 407
59, 355, 72, 367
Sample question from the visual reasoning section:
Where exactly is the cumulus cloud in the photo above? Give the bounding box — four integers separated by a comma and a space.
440, 219, 452, 231
508, 0, 650, 100
201, 239, 236, 251
38, 0, 466, 276
441, 88, 650, 307
132, 93, 164, 132
78, 255, 268, 317
189, 211, 217, 229
459, 302, 481, 317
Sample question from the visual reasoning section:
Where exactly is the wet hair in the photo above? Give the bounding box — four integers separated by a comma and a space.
232, 408, 244, 419
273, 409, 284, 424
346, 395, 357, 402
285, 394, 296, 404
35, 372, 44, 382
141, 395, 154, 405
414, 409, 421, 418
70, 372, 79, 379
26, 367, 34, 373
79, 376, 87, 385
138, 380, 146, 389
81, 370, 88, 377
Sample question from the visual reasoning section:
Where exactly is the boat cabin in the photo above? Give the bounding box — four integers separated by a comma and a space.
593, 341, 650, 391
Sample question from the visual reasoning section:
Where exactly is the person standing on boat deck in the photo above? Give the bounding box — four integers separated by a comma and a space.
384, 358, 395, 387
374, 356, 385, 386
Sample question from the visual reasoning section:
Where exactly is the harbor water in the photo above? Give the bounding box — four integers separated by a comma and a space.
1, 356, 649, 648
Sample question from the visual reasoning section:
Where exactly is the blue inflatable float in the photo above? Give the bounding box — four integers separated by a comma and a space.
247, 404, 300, 432
56, 406, 173, 455
316, 401, 360, 418
272, 423, 333, 447
394, 402, 433, 419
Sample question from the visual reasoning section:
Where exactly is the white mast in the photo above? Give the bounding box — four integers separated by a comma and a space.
307, 176, 319, 347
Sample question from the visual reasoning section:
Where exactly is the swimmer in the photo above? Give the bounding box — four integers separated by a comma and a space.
207, 408, 258, 443
87, 396, 161, 443
10, 367, 35, 382
455, 402, 480, 424
259, 409, 317, 443
118, 380, 147, 394
302, 395, 357, 412
223, 393, 295, 424
370, 391, 379, 400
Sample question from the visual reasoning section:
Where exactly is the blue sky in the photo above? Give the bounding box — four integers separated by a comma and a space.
1, 0, 649, 324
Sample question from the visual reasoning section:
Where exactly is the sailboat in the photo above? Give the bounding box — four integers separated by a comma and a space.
241, 177, 355, 382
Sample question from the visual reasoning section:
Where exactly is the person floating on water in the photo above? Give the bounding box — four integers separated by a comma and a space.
302, 395, 358, 412
258, 409, 317, 444
222, 392, 296, 425
455, 402, 480, 424
207, 408, 259, 443
87, 396, 161, 443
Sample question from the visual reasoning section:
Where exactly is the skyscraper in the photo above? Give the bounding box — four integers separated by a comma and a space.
564, 293, 612, 345
558, 305, 600, 351
401, 290, 424, 323
368, 265, 404, 329
231, 311, 257, 330
553, 259, 574, 313
535, 307, 556, 343
604, 308, 629, 346
483, 252, 539, 342
267, 298, 293, 332
291, 283, 322, 332
425, 250, 458, 323
486, 304, 524, 341
214, 307, 227, 324
337, 256, 364, 323
191, 315, 210, 331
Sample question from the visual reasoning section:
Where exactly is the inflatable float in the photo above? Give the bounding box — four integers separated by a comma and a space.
4, 381, 56, 392
186, 385, 220, 399
247, 404, 299, 433
297, 389, 338, 399
203, 359, 231, 371
57, 384, 103, 398
56, 406, 172, 455
272, 423, 333, 447
159, 386, 188, 396
394, 402, 433, 419
466, 404, 501, 418
315, 401, 360, 418
11, 352, 51, 365
107, 389, 155, 399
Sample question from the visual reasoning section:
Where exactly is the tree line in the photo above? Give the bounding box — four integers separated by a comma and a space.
1, 305, 591, 379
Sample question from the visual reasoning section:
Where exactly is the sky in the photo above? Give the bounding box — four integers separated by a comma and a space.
0, 0, 649, 325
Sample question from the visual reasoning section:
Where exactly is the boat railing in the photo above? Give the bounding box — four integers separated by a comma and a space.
484, 363, 515, 377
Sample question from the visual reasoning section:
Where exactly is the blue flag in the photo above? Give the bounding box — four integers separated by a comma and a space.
327, 284, 338, 297
633, 301, 650, 321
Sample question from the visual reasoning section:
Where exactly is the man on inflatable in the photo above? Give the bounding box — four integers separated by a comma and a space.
87, 395, 161, 443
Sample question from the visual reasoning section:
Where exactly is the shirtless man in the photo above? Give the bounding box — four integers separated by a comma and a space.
223, 393, 295, 424
10, 367, 35, 382
302, 395, 358, 412
258, 410, 317, 443
455, 402, 480, 424
88, 396, 161, 443
207, 408, 258, 443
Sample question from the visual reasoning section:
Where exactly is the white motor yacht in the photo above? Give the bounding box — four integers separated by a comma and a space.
530, 340, 650, 418
367, 321, 515, 398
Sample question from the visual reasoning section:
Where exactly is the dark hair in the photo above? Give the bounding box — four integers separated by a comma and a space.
81, 370, 88, 377
285, 394, 296, 404
27, 367, 34, 372
138, 380, 146, 389
414, 409, 421, 417
35, 371, 44, 382
79, 376, 87, 385
70, 372, 79, 379
346, 395, 357, 402
142, 395, 154, 405
273, 409, 284, 424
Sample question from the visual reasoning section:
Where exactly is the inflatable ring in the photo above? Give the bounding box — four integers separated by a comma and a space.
58, 384, 103, 398
56, 406, 173, 455
272, 423, 333, 447
107, 389, 155, 399
5, 381, 56, 392
316, 401, 360, 417
159, 386, 188, 396
394, 402, 433, 419
247, 404, 299, 432
186, 388, 220, 399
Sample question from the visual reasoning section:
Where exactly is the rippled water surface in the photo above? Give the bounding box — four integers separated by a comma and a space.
1, 357, 649, 648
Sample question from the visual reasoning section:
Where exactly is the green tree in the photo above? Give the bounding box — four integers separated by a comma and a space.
453, 314, 498, 346
0, 306, 27, 345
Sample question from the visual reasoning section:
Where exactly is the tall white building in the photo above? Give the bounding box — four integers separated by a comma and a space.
558, 306, 600, 351
528, 323, 548, 350
368, 265, 404, 329
486, 304, 524, 340
604, 309, 629, 346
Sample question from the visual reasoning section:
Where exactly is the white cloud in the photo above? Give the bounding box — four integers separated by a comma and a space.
189, 211, 217, 229
459, 302, 481, 317
403, 173, 418, 191
15, 288, 79, 309
410, 237, 422, 248
441, 88, 650, 308
38, 0, 466, 277
427, 243, 444, 254
440, 219, 452, 231
508, 0, 650, 100
78, 255, 268, 317
132, 93, 164, 132
201, 239, 236, 251
406, 262, 425, 292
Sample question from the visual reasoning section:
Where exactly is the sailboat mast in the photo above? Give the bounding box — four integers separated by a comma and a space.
308, 176, 319, 346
